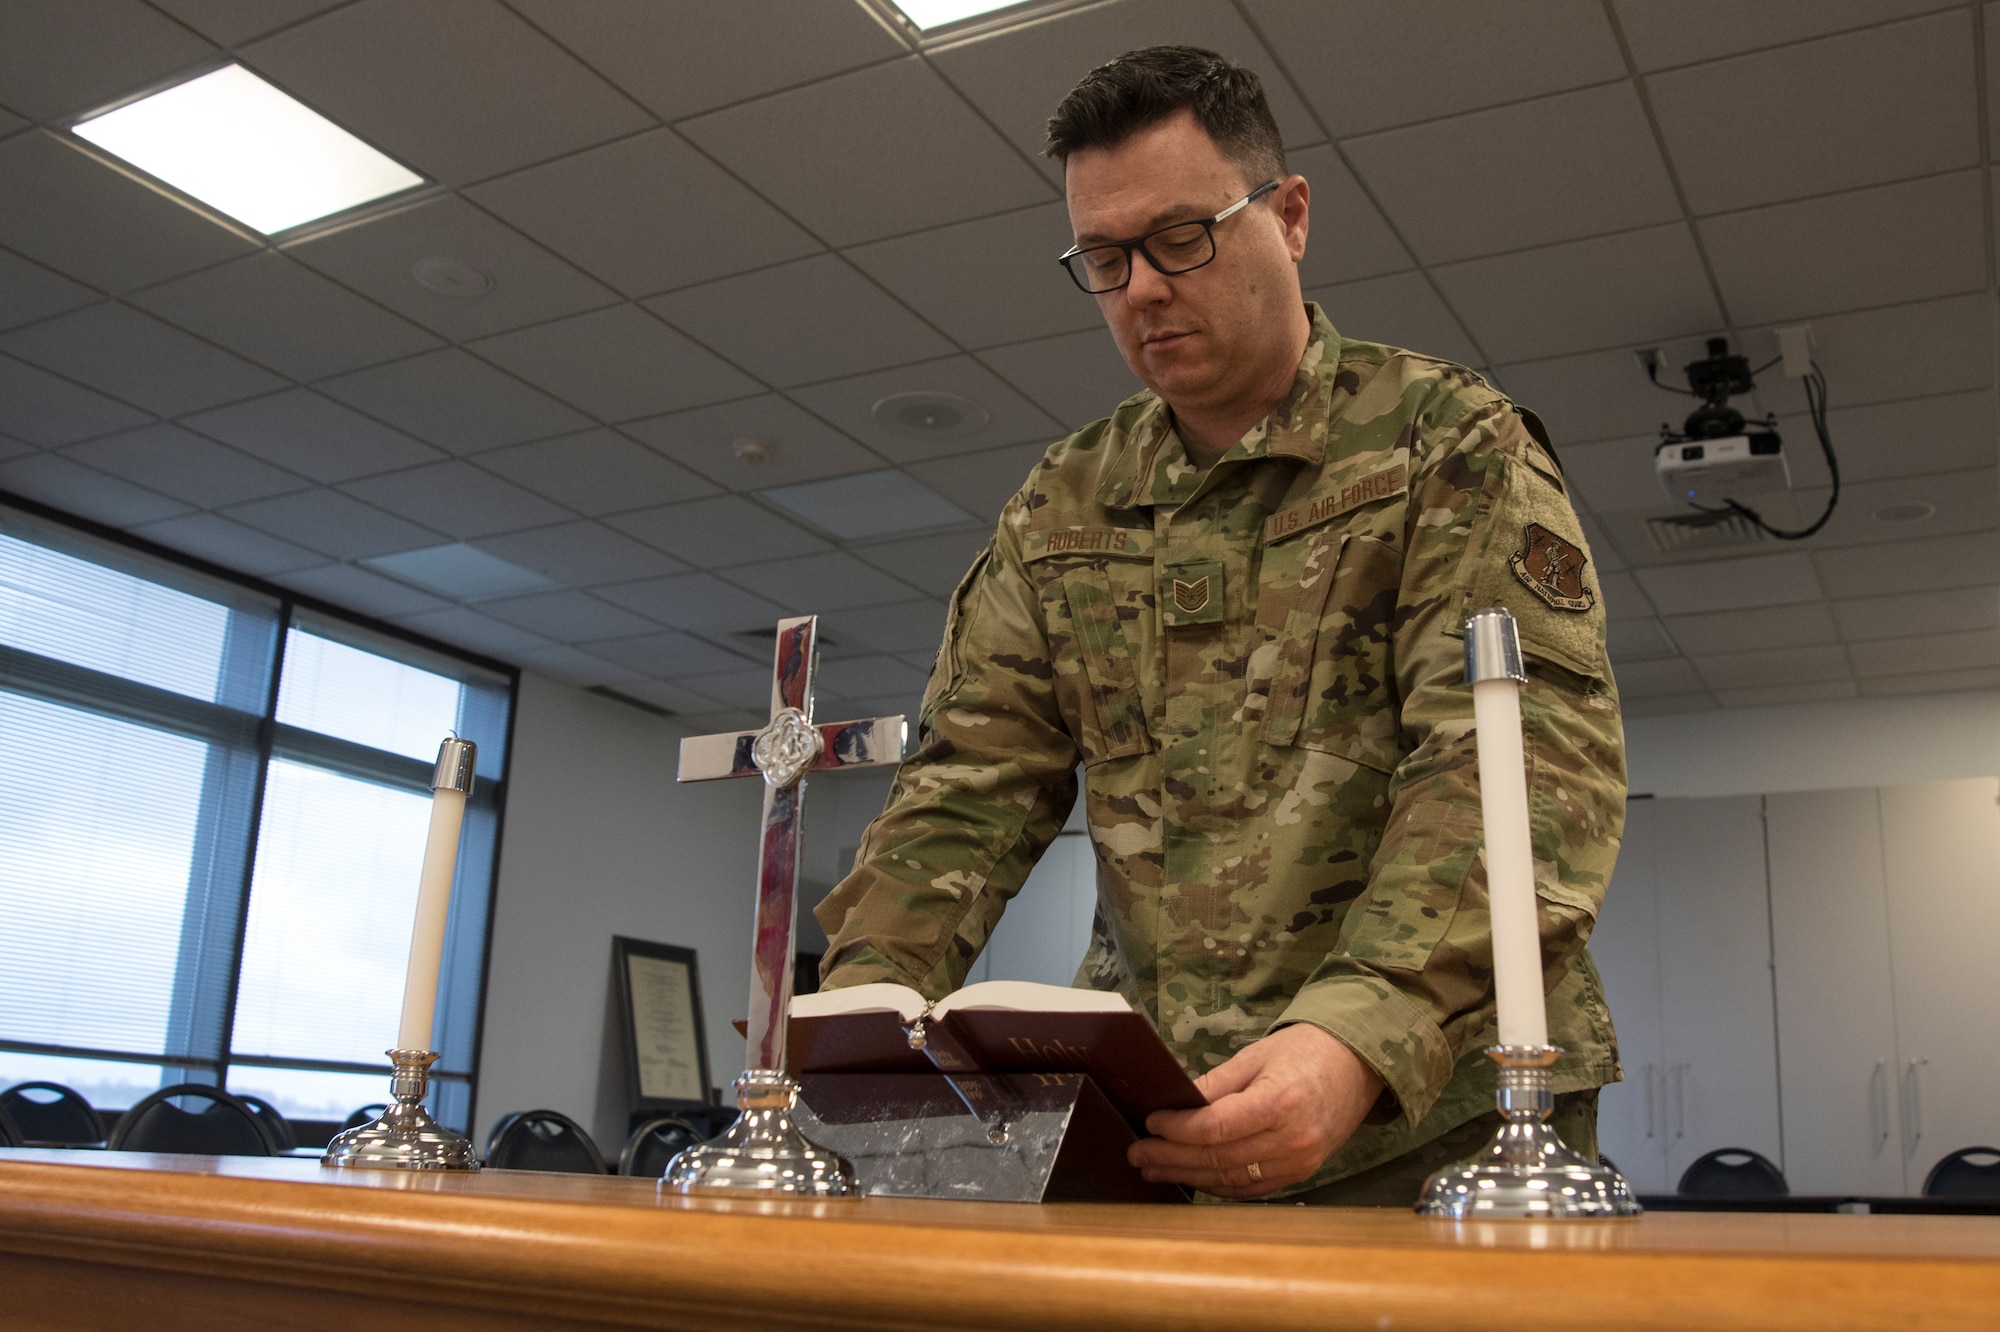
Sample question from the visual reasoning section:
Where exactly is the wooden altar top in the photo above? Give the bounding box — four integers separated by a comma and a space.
2, 1148, 1997, 1331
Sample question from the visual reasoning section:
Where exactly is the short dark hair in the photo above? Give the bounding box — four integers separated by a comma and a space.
1044, 45, 1285, 185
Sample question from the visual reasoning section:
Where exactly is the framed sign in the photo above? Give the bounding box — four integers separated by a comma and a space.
612, 936, 713, 1115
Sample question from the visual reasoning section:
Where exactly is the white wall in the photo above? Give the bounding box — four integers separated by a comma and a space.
1626, 689, 2000, 799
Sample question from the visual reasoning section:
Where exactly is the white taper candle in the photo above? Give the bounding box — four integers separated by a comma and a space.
1465, 611, 1549, 1049
397, 737, 476, 1053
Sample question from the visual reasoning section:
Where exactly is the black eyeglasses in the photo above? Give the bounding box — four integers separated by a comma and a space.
1057, 181, 1281, 294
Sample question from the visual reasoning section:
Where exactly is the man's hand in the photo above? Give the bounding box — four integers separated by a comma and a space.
1127, 1023, 1385, 1199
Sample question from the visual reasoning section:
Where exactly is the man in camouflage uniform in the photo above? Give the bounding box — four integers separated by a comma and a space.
815, 46, 1624, 1204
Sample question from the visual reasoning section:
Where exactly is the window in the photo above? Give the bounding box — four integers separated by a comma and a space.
0, 507, 513, 1129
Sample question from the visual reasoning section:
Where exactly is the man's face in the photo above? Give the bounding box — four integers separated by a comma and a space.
1063, 109, 1309, 418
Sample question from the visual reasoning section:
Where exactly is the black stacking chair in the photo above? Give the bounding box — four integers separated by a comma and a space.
233, 1093, 298, 1152
618, 1116, 706, 1177
341, 1103, 389, 1132
485, 1109, 605, 1174
0, 1100, 22, 1147
1677, 1148, 1789, 1197
1, 1081, 107, 1145
108, 1085, 274, 1156
1924, 1147, 2000, 1199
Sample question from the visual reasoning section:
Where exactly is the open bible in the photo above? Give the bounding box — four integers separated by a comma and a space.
785, 979, 1207, 1129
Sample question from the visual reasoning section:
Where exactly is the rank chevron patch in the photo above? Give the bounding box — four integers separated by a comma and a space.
1172, 576, 1210, 614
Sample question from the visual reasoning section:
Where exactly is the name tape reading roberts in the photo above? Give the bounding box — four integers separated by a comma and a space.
1264, 462, 1408, 543
1024, 526, 1156, 560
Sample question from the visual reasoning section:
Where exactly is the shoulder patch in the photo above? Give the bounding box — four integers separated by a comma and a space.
1510, 522, 1593, 613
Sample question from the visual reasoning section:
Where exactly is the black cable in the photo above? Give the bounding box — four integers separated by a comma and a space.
1710, 360, 1839, 541
1646, 358, 1702, 398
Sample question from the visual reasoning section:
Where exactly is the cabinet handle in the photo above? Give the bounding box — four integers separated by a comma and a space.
1869, 1060, 1889, 1150
1644, 1063, 1655, 1139
1674, 1062, 1687, 1140
1903, 1058, 1926, 1156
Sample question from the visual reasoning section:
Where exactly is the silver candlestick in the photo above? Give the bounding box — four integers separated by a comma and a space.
661, 1069, 856, 1196
321, 1048, 478, 1171
1415, 1045, 1637, 1217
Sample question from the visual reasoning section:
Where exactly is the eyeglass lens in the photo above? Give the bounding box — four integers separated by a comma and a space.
1070, 221, 1216, 293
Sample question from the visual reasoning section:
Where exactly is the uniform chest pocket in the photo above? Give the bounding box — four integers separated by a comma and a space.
1029, 551, 1155, 766
1252, 528, 1401, 773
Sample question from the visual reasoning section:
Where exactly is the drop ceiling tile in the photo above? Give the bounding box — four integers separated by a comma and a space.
148, 0, 350, 45
0, 352, 151, 446
596, 678, 717, 713
1308, 272, 1481, 366
223, 488, 441, 559
317, 348, 590, 453
389, 605, 553, 661
1833, 586, 2000, 641
473, 428, 718, 517
1788, 467, 1999, 550
625, 393, 884, 490
594, 571, 788, 632
1558, 435, 1675, 514
127, 252, 441, 381
1606, 655, 1704, 698
673, 665, 776, 710
0, 132, 258, 293
1665, 602, 1839, 656
1849, 626, 2000, 676
1815, 529, 2000, 599
1344, 83, 1680, 264
279, 561, 453, 618
1747, 295, 1991, 413
1615, 0, 1947, 70
0, 302, 284, 416
586, 629, 754, 677
477, 589, 658, 642
975, 327, 1143, 432
1774, 390, 1993, 489
0, 451, 190, 526
1649, 12, 1975, 215
340, 460, 571, 539
1494, 333, 1728, 446
1635, 551, 1823, 614
907, 442, 1043, 526
507, 0, 901, 122
467, 128, 821, 298
761, 468, 973, 540
1623, 691, 1719, 717
0, 432, 34, 462
1859, 664, 2000, 696
285, 195, 618, 341
468, 303, 760, 422
1290, 144, 1413, 288
1693, 643, 1851, 689
470, 521, 687, 587
1432, 225, 1722, 364
717, 551, 917, 613
606, 494, 828, 568
818, 597, 948, 656
0, 0, 215, 121
678, 56, 1054, 247
815, 653, 929, 699
1715, 680, 1861, 708
647, 254, 952, 390
791, 356, 1066, 462
850, 533, 989, 599
132, 511, 325, 575
1598, 569, 1651, 620
180, 388, 441, 483
514, 646, 645, 689
1243, 0, 1624, 136
1703, 172, 1984, 327
63, 423, 307, 507
0, 107, 26, 135
243, 0, 652, 186
0, 247, 99, 332
843, 202, 1097, 352
930, 0, 1318, 166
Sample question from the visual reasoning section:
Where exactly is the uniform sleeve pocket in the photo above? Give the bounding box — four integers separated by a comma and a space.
1259, 531, 1402, 773
918, 544, 991, 728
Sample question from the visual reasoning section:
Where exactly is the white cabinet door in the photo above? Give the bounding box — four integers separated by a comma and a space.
1880, 779, 2000, 1187
1767, 788, 1906, 1194
1654, 796, 1783, 1185
1591, 798, 1666, 1191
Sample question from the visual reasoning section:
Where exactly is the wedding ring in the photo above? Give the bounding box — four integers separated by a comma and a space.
1246, 1161, 1263, 1183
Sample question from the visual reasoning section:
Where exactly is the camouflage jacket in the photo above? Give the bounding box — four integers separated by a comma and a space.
817, 304, 1626, 1193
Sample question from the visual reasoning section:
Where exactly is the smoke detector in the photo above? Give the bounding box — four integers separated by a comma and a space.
410, 256, 492, 297
871, 391, 989, 440
732, 437, 774, 466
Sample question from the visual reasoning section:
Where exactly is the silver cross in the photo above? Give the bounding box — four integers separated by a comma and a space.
677, 616, 905, 1073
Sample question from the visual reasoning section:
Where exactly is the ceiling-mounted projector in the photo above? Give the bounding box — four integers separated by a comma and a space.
1652, 337, 1787, 504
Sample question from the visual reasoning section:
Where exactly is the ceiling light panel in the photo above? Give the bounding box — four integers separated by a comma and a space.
72, 64, 424, 236
890, 0, 1030, 28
